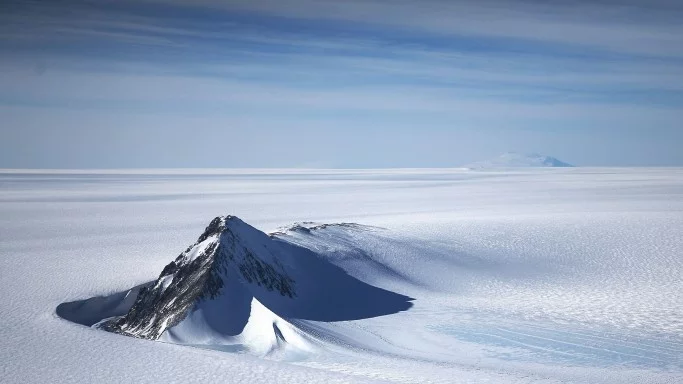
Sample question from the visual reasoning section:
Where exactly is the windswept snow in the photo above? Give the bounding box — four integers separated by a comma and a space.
1, 168, 682, 383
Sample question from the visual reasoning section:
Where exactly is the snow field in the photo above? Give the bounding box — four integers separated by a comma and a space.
1, 168, 681, 383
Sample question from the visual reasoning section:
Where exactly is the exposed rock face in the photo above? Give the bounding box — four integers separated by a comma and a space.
92, 216, 414, 345
99, 216, 295, 340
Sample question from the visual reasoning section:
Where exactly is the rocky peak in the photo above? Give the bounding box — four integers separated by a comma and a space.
98, 215, 295, 340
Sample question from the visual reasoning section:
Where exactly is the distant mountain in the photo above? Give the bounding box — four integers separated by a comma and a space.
465, 152, 574, 169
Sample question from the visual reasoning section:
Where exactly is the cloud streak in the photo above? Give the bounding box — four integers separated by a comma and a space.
1, 0, 682, 167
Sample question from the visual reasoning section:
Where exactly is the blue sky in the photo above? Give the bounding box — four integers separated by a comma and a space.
1, 0, 682, 167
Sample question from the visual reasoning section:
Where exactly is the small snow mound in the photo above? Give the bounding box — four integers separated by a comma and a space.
270, 222, 379, 236
160, 276, 314, 358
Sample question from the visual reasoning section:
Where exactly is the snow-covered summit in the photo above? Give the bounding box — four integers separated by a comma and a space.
93, 215, 413, 355
465, 152, 574, 169
98, 216, 297, 341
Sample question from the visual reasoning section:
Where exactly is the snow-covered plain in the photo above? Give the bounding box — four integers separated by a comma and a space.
1, 168, 682, 383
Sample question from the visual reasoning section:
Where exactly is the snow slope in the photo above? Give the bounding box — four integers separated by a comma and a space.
76, 216, 412, 358
2, 168, 682, 383
466, 152, 574, 168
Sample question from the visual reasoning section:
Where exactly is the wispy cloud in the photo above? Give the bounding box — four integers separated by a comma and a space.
1, 0, 682, 166
147, 0, 683, 57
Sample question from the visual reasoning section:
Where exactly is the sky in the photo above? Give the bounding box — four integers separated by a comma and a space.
1, 0, 682, 168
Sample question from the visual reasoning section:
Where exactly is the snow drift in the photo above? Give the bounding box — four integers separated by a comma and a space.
58, 216, 413, 355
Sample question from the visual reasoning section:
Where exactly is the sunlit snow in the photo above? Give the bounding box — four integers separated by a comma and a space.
1, 168, 681, 383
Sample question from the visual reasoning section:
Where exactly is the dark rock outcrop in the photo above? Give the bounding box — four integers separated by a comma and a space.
98, 216, 295, 340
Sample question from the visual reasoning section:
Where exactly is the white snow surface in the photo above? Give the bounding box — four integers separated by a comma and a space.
1, 167, 682, 383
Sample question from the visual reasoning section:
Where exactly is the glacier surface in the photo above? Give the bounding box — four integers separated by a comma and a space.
1, 168, 682, 383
